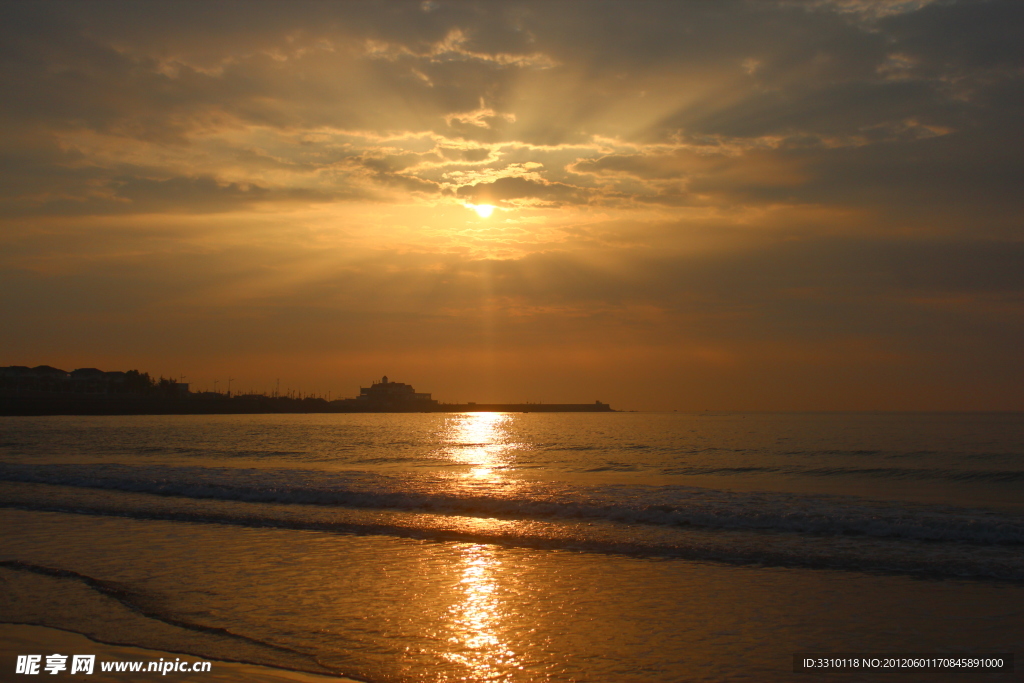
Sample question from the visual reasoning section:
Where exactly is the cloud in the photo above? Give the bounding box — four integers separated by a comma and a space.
361, 27, 558, 70
444, 102, 517, 130
2, 0, 1018, 221
456, 176, 592, 206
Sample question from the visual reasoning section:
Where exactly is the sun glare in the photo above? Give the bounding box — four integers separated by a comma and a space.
470, 204, 494, 218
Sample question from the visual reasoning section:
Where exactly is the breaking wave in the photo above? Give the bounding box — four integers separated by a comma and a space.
2, 463, 1022, 547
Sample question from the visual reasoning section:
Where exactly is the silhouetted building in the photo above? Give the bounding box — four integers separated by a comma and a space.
354, 375, 438, 409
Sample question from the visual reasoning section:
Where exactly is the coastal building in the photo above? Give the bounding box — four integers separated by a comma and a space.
353, 375, 438, 409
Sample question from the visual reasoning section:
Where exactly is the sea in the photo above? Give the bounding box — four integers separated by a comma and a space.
1, 411, 1022, 682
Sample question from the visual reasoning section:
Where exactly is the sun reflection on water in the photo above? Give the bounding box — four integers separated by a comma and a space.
441, 412, 519, 483
432, 415, 528, 677
442, 543, 522, 678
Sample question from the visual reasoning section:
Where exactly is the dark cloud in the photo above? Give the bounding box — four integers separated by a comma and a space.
0, 165, 350, 217
456, 176, 590, 205
880, 0, 1024, 72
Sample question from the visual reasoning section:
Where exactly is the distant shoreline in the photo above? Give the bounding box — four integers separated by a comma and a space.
1, 367, 614, 415
0, 395, 615, 416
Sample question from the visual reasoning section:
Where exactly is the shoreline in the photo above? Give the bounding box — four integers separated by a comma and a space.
0, 396, 615, 416
0, 623, 360, 682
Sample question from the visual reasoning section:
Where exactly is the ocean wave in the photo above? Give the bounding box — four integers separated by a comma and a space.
2, 463, 1022, 547
800, 466, 1024, 482
658, 464, 1024, 482
3, 493, 1023, 582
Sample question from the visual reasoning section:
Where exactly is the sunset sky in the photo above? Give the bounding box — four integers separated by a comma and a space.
2, 0, 1022, 410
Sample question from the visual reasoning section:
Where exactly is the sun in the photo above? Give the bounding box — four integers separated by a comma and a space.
470, 204, 494, 218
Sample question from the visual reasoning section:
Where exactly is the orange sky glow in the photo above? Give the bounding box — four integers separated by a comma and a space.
1, 0, 1022, 410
